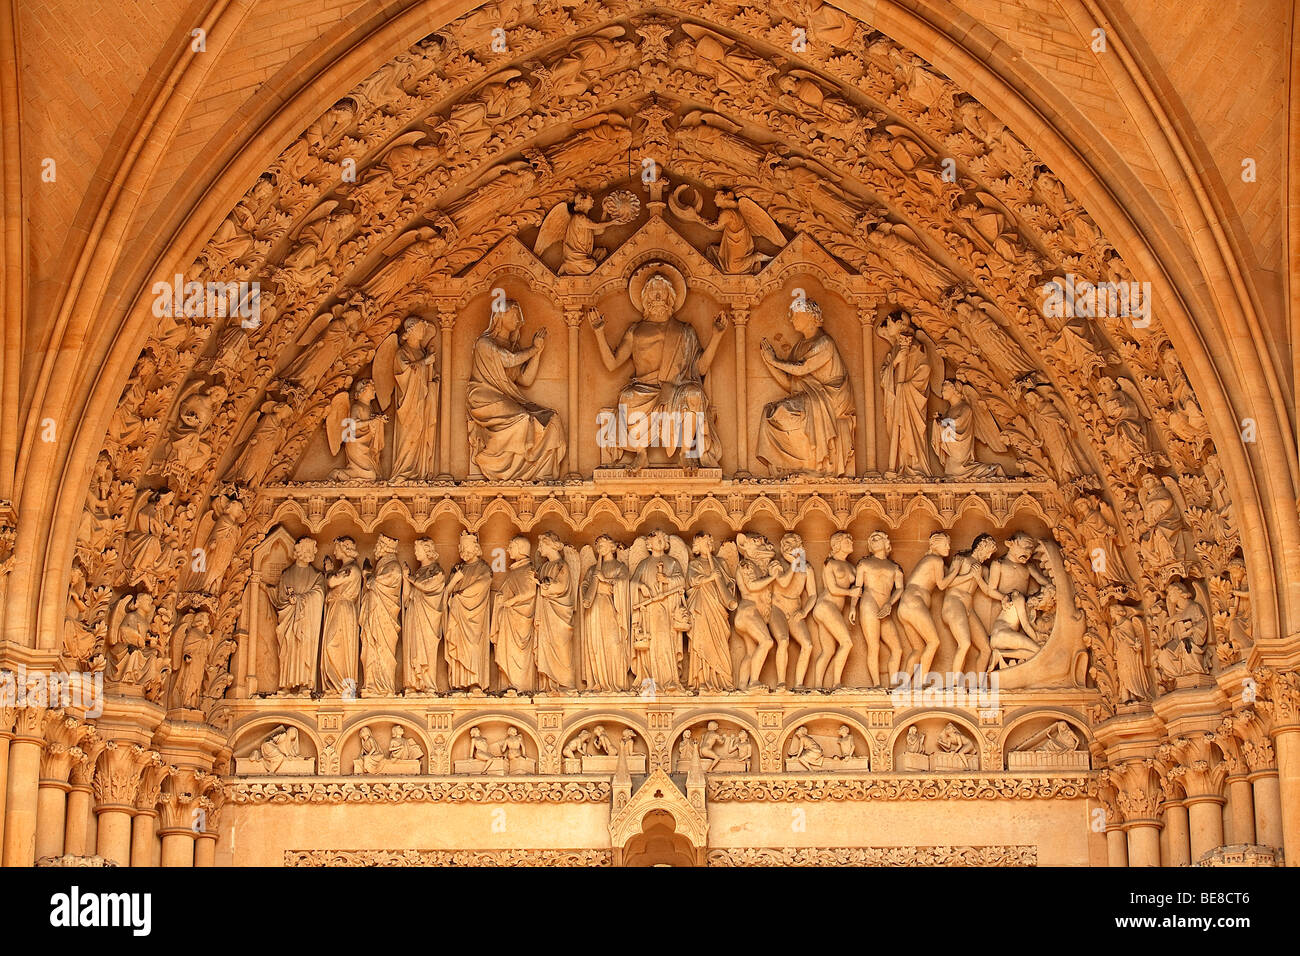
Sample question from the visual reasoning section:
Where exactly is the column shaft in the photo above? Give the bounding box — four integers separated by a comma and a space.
1106, 828, 1128, 867
1251, 772, 1283, 848
194, 834, 216, 867
159, 830, 195, 868
733, 317, 748, 473
1186, 797, 1226, 862
131, 812, 158, 867
1, 736, 41, 866
1226, 777, 1255, 845
1162, 804, 1190, 866
63, 787, 92, 856
34, 782, 69, 860
1275, 726, 1300, 865
94, 808, 134, 867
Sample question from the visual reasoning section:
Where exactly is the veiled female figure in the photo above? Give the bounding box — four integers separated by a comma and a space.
443, 532, 493, 691
1109, 603, 1151, 704
580, 535, 631, 691
534, 533, 577, 691
358, 535, 403, 696
272, 537, 325, 694
491, 536, 538, 692
686, 533, 737, 691
403, 539, 445, 694
466, 300, 566, 480
755, 299, 856, 477
321, 537, 362, 694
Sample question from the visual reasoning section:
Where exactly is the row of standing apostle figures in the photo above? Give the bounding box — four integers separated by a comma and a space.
266, 527, 1059, 697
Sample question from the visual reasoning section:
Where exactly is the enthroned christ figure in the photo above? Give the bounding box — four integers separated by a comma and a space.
588, 261, 727, 471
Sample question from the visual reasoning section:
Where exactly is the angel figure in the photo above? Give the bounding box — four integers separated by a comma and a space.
325, 378, 387, 481
534, 191, 633, 275
363, 219, 459, 301
1020, 384, 1084, 481
685, 532, 737, 692
667, 185, 785, 273
437, 72, 532, 156
579, 535, 632, 691
189, 491, 247, 593
720, 533, 780, 690
124, 490, 180, 593
374, 316, 439, 480
1097, 377, 1148, 466
1108, 602, 1151, 705
1153, 581, 1210, 687
931, 379, 1005, 479
534, 532, 579, 692
628, 530, 691, 692
107, 592, 155, 684
279, 303, 364, 394
170, 610, 211, 711
227, 400, 293, 485
1136, 472, 1191, 571
164, 381, 228, 474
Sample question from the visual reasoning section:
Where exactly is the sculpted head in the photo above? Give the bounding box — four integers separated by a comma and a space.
574, 193, 594, 213
928, 531, 951, 556
1167, 580, 1193, 610
830, 531, 854, 559
374, 534, 398, 557
970, 533, 998, 562
867, 530, 891, 557
788, 297, 823, 338
333, 536, 357, 561
648, 530, 669, 553
458, 531, 482, 562
353, 378, 376, 404
414, 538, 439, 565
1005, 532, 1036, 563
692, 531, 714, 556
293, 537, 318, 564
641, 274, 676, 323
594, 534, 616, 557
779, 532, 803, 558
400, 315, 426, 347
507, 535, 531, 561
487, 298, 524, 341
537, 532, 562, 559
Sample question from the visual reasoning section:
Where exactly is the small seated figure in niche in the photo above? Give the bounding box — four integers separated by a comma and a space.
388, 725, 422, 761
787, 725, 825, 770
1016, 720, 1081, 754
905, 726, 926, 754
253, 726, 301, 774
563, 730, 592, 760
468, 726, 495, 766
1153, 581, 1210, 687
590, 725, 618, 756
832, 726, 857, 762
699, 721, 729, 772
755, 298, 856, 478
936, 722, 974, 755
500, 727, 528, 764
356, 726, 384, 774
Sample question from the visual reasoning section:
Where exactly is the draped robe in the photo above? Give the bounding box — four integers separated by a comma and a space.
755, 332, 855, 476
444, 559, 493, 689
273, 561, 324, 692
466, 334, 565, 480
359, 555, 403, 695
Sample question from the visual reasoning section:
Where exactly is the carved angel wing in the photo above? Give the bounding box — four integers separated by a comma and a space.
965, 383, 1007, 453
578, 544, 597, 586
533, 200, 571, 258
372, 332, 400, 410
1115, 376, 1152, 418
108, 595, 133, 647
717, 540, 740, 579
736, 196, 786, 248
325, 390, 352, 456
667, 535, 691, 576
1160, 475, 1190, 515
625, 536, 649, 577
562, 545, 581, 605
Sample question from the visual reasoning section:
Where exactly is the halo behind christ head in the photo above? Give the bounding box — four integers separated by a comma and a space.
629, 261, 687, 314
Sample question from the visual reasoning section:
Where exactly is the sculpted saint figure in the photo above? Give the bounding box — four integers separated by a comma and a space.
1109, 603, 1152, 705
564, 730, 592, 759
897, 532, 960, 681
326, 379, 387, 481
755, 298, 856, 477
1154, 581, 1210, 687
466, 300, 566, 480
534, 533, 578, 691
770, 533, 816, 690
444, 532, 493, 691
579, 535, 631, 691
402, 539, 444, 694
358, 535, 403, 696
851, 531, 904, 687
356, 725, 384, 774
272, 537, 325, 695
905, 726, 926, 754
668, 186, 785, 273
685, 532, 738, 692
171, 611, 210, 711
629, 530, 690, 691
943, 534, 1003, 674
810, 532, 858, 689
321, 537, 362, 695
730, 533, 780, 689
879, 316, 933, 477
374, 316, 439, 480
491, 536, 538, 693
589, 262, 726, 470
834, 726, 857, 760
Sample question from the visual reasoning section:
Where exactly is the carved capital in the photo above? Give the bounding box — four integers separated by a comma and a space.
158, 768, 208, 832
69, 733, 105, 789
134, 761, 174, 814
1100, 758, 1164, 824
1160, 734, 1227, 800
1257, 667, 1300, 727
1221, 708, 1278, 773
11, 702, 49, 742
93, 743, 158, 809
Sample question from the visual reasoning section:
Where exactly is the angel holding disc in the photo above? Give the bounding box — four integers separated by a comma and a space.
668, 185, 785, 273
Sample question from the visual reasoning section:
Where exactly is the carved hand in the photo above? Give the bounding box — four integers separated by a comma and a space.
587, 308, 605, 330
713, 311, 729, 332
533, 328, 548, 347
